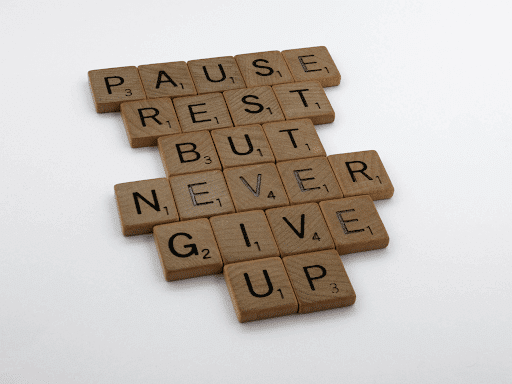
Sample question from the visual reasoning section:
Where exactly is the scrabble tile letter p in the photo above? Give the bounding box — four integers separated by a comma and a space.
88, 66, 146, 113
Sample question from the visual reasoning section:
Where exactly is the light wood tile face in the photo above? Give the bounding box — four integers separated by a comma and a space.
235, 51, 294, 87
121, 98, 181, 148
88, 66, 146, 113
169, 170, 234, 220
223, 163, 289, 212
173, 93, 233, 133
153, 219, 223, 281
273, 81, 334, 124
138, 61, 197, 99
281, 46, 341, 87
114, 178, 179, 236
328, 150, 394, 200
223, 86, 285, 126
277, 157, 343, 205
283, 250, 356, 314
211, 125, 275, 169
158, 131, 221, 177
224, 257, 298, 322
188, 56, 246, 94
319, 196, 389, 255
210, 210, 279, 264
262, 119, 326, 162
265, 203, 334, 256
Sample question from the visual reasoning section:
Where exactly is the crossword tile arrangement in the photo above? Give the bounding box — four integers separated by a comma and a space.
88, 46, 394, 323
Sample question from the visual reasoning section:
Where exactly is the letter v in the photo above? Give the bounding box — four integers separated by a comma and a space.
239, 174, 262, 197
282, 214, 305, 238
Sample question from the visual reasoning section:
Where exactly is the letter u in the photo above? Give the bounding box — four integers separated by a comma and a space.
244, 270, 274, 298
228, 134, 253, 155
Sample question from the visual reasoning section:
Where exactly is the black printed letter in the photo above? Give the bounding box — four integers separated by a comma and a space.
303, 265, 327, 290
104, 76, 124, 94
168, 232, 199, 257
244, 270, 274, 298
138, 108, 161, 127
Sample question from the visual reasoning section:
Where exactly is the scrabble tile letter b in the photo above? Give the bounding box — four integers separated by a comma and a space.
88, 66, 146, 113
114, 178, 179, 236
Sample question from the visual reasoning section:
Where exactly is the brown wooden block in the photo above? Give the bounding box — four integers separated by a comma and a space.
265, 203, 334, 257
235, 51, 294, 87
282, 249, 356, 314
328, 150, 394, 200
153, 219, 223, 281
158, 131, 221, 177
138, 61, 197, 99
120, 98, 181, 148
277, 157, 343, 205
223, 86, 285, 126
319, 196, 389, 255
281, 46, 341, 87
223, 163, 289, 212
262, 119, 326, 162
273, 81, 334, 124
88, 66, 146, 113
211, 125, 275, 169
210, 210, 280, 264
114, 178, 179, 236
224, 257, 298, 322
173, 93, 233, 133
188, 56, 246, 94
169, 170, 234, 220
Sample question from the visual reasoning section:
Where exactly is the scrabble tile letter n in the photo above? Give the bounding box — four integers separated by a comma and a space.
114, 178, 179, 236
88, 66, 146, 113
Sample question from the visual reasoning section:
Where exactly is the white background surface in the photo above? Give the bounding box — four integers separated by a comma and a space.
1, 1, 511, 383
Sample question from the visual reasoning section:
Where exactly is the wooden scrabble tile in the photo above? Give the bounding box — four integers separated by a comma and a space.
224, 257, 298, 322
328, 150, 394, 200
169, 170, 234, 220
223, 86, 284, 126
319, 196, 389, 255
223, 163, 289, 212
138, 61, 197, 99
262, 119, 326, 162
88, 66, 146, 113
188, 56, 246, 94
211, 125, 275, 169
235, 51, 294, 87
153, 219, 223, 281
158, 131, 221, 177
120, 98, 181, 148
282, 249, 356, 314
265, 203, 334, 257
277, 157, 343, 205
114, 178, 179, 236
173, 93, 233, 133
281, 46, 341, 87
210, 210, 280, 264
273, 81, 334, 124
